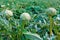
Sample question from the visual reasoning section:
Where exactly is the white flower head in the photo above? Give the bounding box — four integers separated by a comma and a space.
5, 9, 13, 17
20, 13, 31, 21
46, 7, 57, 16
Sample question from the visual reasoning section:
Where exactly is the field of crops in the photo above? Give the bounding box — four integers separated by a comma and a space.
0, 0, 60, 40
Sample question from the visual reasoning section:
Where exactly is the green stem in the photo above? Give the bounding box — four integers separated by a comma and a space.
20, 20, 26, 40
49, 16, 53, 36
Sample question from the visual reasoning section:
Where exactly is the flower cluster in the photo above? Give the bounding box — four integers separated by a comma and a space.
20, 13, 31, 21
46, 8, 57, 16
5, 9, 13, 17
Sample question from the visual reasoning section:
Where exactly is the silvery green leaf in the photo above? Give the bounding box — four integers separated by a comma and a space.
23, 32, 43, 40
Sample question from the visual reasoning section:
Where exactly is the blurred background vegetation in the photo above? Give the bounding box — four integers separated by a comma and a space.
0, 0, 60, 40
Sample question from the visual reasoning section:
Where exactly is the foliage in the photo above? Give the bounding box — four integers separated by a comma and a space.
0, 0, 60, 40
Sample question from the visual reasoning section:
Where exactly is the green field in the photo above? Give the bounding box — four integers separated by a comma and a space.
0, 0, 60, 40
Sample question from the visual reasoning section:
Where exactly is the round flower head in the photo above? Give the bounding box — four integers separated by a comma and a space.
5, 9, 13, 17
20, 13, 31, 21
46, 8, 57, 16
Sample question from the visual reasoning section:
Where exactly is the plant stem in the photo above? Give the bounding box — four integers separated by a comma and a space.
20, 20, 26, 40
49, 16, 53, 36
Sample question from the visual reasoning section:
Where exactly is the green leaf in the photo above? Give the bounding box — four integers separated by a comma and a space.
23, 32, 42, 40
